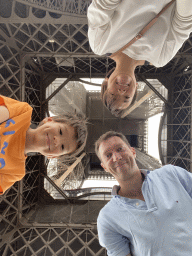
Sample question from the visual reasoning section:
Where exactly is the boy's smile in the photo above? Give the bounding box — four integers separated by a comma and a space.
40, 118, 77, 158
25, 117, 78, 158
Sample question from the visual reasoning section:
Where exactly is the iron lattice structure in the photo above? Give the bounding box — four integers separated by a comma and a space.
1, 227, 106, 256
168, 70, 192, 170
0, 0, 192, 255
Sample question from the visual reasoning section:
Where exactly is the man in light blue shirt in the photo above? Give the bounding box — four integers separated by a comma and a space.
95, 131, 192, 256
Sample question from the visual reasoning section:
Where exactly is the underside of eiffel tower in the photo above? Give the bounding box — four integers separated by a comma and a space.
0, 0, 192, 255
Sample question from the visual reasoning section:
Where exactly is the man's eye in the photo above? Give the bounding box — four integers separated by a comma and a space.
124, 96, 130, 101
106, 154, 111, 159
60, 129, 62, 135
117, 147, 123, 152
62, 145, 64, 150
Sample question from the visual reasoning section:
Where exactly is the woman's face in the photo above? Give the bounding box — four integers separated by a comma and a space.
106, 68, 137, 110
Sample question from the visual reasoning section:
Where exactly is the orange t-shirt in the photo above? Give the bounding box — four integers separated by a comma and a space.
0, 95, 33, 195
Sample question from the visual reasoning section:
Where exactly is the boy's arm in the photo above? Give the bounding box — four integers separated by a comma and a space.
0, 95, 32, 121
0, 106, 10, 124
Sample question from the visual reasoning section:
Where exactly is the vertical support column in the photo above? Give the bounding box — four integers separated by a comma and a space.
20, 54, 26, 101
190, 75, 192, 172
167, 75, 174, 164
18, 55, 26, 221
1, 229, 17, 256
144, 120, 148, 153
78, 0, 82, 14
61, 0, 66, 12
38, 74, 45, 203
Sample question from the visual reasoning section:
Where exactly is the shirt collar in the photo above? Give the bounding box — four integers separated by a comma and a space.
111, 169, 149, 196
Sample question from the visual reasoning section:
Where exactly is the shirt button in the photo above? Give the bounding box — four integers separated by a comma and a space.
136, 202, 139, 206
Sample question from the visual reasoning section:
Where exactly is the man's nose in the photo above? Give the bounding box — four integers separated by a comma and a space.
117, 83, 129, 94
112, 152, 122, 162
117, 88, 126, 95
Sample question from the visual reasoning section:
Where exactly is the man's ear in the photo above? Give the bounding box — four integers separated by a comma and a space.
130, 147, 136, 159
42, 117, 53, 123
101, 163, 108, 172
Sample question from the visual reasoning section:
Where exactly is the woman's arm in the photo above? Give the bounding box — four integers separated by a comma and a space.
176, 0, 192, 17
87, 0, 121, 28
0, 106, 10, 124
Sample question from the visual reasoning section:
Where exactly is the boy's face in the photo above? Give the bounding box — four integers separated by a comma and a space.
34, 117, 77, 158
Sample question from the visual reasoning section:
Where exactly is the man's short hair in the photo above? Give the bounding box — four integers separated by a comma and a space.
40, 112, 88, 159
101, 68, 138, 117
95, 131, 131, 160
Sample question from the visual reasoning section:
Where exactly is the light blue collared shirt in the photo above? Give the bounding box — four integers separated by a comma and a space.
97, 165, 192, 256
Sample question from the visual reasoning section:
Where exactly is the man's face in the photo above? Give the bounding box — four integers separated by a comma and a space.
106, 69, 137, 110
99, 136, 137, 181
34, 117, 77, 158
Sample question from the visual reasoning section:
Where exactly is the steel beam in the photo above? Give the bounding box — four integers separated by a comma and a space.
121, 90, 155, 118
42, 74, 73, 104
14, 0, 91, 15
191, 76, 192, 172
54, 152, 86, 187
43, 174, 70, 203
138, 75, 170, 106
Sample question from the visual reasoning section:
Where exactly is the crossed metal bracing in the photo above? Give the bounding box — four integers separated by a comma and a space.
1, 0, 91, 18
0, 227, 106, 256
0, 44, 42, 256
167, 72, 192, 171
18, 0, 91, 15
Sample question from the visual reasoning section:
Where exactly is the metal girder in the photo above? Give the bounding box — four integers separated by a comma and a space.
43, 174, 70, 203
55, 152, 86, 187
46, 73, 106, 79
1, 226, 106, 256
138, 75, 170, 106
191, 76, 192, 172
174, 53, 192, 58
25, 53, 104, 58
42, 74, 73, 104
166, 72, 191, 171
14, 0, 91, 15
121, 90, 155, 118
17, 56, 26, 222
